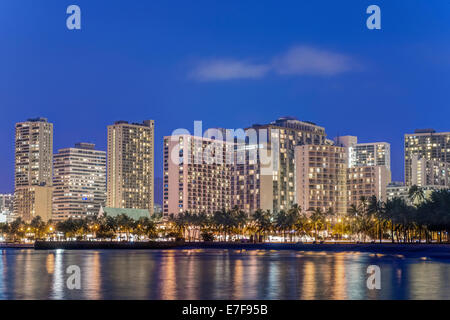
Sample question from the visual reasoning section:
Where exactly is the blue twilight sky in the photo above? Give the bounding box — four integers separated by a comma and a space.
1, 1, 449, 202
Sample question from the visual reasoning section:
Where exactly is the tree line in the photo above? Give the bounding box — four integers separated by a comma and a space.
1, 186, 449, 243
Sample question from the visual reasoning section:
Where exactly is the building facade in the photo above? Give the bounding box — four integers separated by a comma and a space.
163, 134, 233, 216
238, 117, 327, 213
335, 135, 391, 205
410, 154, 450, 188
14, 118, 53, 222
294, 145, 347, 216
0, 194, 14, 223
107, 120, 154, 214
347, 165, 391, 205
386, 181, 409, 202
0, 194, 14, 213
53, 143, 106, 221
405, 129, 450, 186
335, 136, 390, 169
14, 186, 52, 222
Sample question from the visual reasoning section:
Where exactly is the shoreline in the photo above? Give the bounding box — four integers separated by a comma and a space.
0, 243, 34, 249
30, 241, 450, 258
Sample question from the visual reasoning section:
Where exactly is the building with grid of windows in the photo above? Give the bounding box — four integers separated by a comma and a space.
347, 165, 391, 204
334, 135, 391, 205
335, 136, 390, 170
294, 145, 348, 216
107, 120, 154, 214
163, 134, 233, 216
234, 117, 327, 213
14, 118, 53, 222
404, 129, 450, 186
410, 154, 450, 188
0, 194, 15, 223
53, 143, 106, 221
0, 194, 14, 213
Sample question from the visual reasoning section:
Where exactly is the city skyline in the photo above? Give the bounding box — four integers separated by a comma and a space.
1, 1, 450, 195
1, 115, 449, 196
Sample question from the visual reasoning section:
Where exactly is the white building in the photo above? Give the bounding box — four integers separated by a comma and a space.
53, 143, 106, 221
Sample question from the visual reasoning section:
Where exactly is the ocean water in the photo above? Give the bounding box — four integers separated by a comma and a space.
0, 249, 449, 300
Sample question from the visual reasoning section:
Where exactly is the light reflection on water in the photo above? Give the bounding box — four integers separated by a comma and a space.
0, 249, 449, 300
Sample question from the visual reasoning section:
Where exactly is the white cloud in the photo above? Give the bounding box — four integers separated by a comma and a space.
190, 46, 358, 81
272, 46, 355, 76
190, 59, 269, 81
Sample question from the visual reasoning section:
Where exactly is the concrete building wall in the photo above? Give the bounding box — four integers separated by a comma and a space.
405, 129, 450, 186
14, 186, 52, 222
14, 118, 53, 221
53, 143, 106, 221
411, 154, 450, 187
107, 120, 154, 214
347, 165, 391, 205
295, 145, 347, 216
163, 134, 233, 216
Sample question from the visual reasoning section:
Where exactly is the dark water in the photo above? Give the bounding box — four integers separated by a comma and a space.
0, 249, 449, 300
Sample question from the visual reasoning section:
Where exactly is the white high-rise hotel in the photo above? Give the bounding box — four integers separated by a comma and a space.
163, 134, 233, 215
405, 129, 450, 188
107, 120, 155, 214
335, 136, 391, 205
53, 143, 106, 221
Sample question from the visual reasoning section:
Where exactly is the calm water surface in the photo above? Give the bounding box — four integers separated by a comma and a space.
0, 249, 449, 300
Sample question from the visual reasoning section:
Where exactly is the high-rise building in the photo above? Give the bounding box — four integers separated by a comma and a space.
163, 134, 233, 216
53, 143, 106, 221
335, 135, 391, 205
404, 129, 450, 186
237, 117, 327, 212
294, 145, 347, 216
14, 118, 53, 222
335, 136, 390, 169
107, 120, 154, 214
14, 118, 53, 187
410, 155, 450, 188
347, 166, 391, 204
14, 186, 52, 222
0, 194, 14, 213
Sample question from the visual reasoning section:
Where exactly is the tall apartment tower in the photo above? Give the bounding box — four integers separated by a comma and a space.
236, 117, 327, 213
163, 134, 233, 216
53, 143, 106, 221
0, 194, 14, 213
404, 129, 450, 186
335, 136, 390, 169
14, 118, 53, 222
410, 154, 450, 188
335, 135, 391, 204
107, 120, 154, 214
294, 145, 348, 216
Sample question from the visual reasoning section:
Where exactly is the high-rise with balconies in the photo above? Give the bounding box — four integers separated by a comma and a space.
53, 143, 106, 221
14, 117, 53, 222
405, 129, 450, 186
107, 120, 154, 214
235, 117, 327, 213
163, 134, 233, 216
294, 145, 348, 216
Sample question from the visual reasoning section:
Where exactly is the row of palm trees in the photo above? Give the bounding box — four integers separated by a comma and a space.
1, 187, 449, 243
0, 214, 159, 242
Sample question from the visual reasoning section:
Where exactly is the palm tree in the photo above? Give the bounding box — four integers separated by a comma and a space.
309, 208, 325, 241
9, 218, 25, 242
252, 209, 272, 242
30, 216, 46, 240
409, 185, 425, 205
368, 196, 384, 243
287, 204, 302, 241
